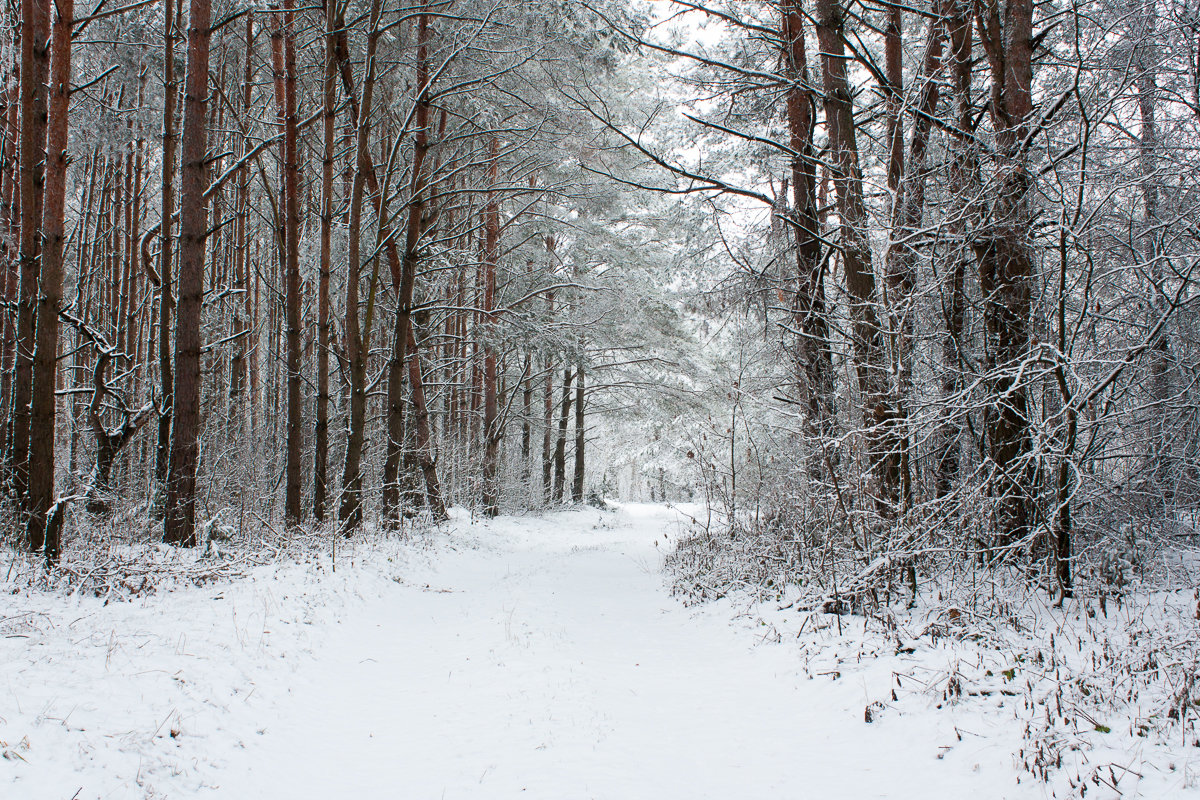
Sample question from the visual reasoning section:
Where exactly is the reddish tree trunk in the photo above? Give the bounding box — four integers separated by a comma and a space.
780, 1, 834, 452
163, 0, 213, 547
236, 14, 255, 432
481, 138, 501, 516
11, 0, 50, 505
571, 361, 584, 503
553, 367, 573, 503
813, 0, 897, 511
270, 0, 303, 524
0, 43, 18, 465
27, 0, 73, 559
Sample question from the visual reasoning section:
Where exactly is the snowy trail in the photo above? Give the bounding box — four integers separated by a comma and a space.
207, 504, 1033, 800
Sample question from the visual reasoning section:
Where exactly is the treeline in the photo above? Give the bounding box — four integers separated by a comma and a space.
602, 0, 1200, 599
0, 0, 634, 560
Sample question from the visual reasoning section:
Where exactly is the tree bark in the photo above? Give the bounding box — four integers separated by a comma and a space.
571, 360, 584, 503
406, 323, 449, 521
1136, 4, 1170, 502
314, 0, 336, 522
976, 0, 1038, 550
228, 14, 252, 431
780, 0, 835, 456
329, 4, 447, 523
553, 367, 573, 503
541, 238, 557, 503
269, 0, 303, 525
0, 41, 18, 467
521, 349, 532, 484
163, 0, 213, 547
542, 350, 554, 504
11, 0, 50, 506
27, 0, 73, 559
884, 10, 945, 511
813, 0, 897, 511
383, 8, 433, 526
156, 0, 180, 492
337, 0, 384, 532
481, 139, 501, 516
933, 0, 975, 498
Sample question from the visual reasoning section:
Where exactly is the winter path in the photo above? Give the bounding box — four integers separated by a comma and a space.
6, 505, 1088, 799
213, 504, 1038, 800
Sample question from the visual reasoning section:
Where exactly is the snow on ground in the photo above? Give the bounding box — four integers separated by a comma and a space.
2, 503, 1197, 799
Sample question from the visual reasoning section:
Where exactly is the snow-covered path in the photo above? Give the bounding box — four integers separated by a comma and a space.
207, 504, 1033, 799
5, 503, 1066, 799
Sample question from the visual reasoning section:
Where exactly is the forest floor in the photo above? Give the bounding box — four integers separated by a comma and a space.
2, 503, 1197, 799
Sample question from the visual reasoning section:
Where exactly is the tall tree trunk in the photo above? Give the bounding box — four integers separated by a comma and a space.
521, 349, 532, 485
934, 0, 975, 497
0, 39, 19, 467
383, 8, 433, 526
541, 240, 557, 503
1137, 4, 1170, 502
884, 10, 945, 511
542, 350, 554, 503
780, 0, 835, 469
11, 0, 50, 505
163, 0, 213, 547
447, 259, 465, 484
127, 81, 146, 425
27, 0, 73, 559
880, 3, 907, 510
1051, 230, 1076, 598
156, 0, 180, 492
481, 139, 501, 516
229, 14, 252, 429
571, 360, 584, 503
470, 246, 482, 449
330, 3, 447, 522
270, 0, 303, 525
337, 0, 384, 532
553, 367, 573, 503
976, 0, 1037, 550
406, 323, 449, 521
813, 0, 897, 511
313, 0, 336, 522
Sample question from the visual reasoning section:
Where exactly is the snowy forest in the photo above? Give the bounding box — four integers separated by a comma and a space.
3, 0, 1200, 796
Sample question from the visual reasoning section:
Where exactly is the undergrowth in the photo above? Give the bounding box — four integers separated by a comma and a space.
665, 510, 1200, 794
1, 499, 437, 601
